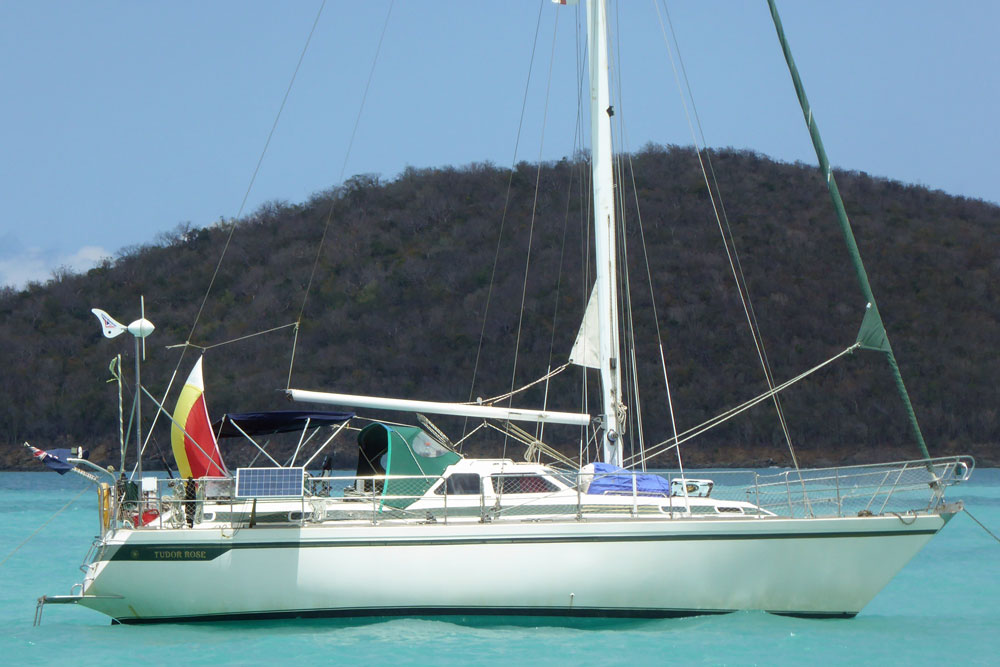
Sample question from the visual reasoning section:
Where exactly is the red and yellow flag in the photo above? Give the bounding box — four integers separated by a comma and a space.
170, 356, 227, 478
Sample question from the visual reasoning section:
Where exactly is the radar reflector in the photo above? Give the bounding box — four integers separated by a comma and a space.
236, 467, 305, 498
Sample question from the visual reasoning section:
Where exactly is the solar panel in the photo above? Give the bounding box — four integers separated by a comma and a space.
236, 467, 305, 498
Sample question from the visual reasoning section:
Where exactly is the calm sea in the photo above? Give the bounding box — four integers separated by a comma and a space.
1, 469, 997, 665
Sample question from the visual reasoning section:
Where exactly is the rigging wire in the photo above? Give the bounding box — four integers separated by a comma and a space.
617, 141, 687, 476
463, 0, 547, 440
630, 344, 860, 466
0, 485, 89, 568
964, 508, 1000, 545
288, 0, 396, 389
167, 322, 299, 352
489, 421, 578, 468
659, 4, 797, 459
129, 2, 329, 480
188, 0, 328, 356
607, 0, 650, 471
502, 7, 563, 463
568, 4, 596, 465
593, 1, 671, 473
574, 3, 594, 466
538, 7, 589, 460
652, 0, 802, 472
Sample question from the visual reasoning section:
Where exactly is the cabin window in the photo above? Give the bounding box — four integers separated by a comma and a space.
434, 473, 482, 495
492, 474, 559, 495
550, 470, 577, 489
411, 431, 451, 458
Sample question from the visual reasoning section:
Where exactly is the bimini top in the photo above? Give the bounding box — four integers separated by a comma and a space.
213, 411, 355, 438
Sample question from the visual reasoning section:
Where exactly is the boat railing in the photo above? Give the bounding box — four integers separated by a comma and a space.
745, 455, 974, 519
107, 455, 973, 531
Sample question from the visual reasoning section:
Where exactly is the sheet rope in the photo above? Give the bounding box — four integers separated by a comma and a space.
470, 363, 571, 407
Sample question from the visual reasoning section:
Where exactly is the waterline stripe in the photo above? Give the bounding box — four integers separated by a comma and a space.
113, 605, 855, 624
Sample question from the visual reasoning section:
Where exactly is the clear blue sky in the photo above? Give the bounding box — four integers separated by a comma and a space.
1, 1, 996, 288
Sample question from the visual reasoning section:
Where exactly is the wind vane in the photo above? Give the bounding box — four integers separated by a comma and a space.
91, 296, 155, 359
90, 296, 156, 479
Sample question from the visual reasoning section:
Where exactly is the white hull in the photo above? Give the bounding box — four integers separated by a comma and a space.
78, 512, 953, 623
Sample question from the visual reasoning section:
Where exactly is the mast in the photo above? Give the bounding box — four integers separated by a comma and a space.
586, 0, 623, 466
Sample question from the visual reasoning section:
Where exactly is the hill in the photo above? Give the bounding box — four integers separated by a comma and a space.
2, 145, 997, 472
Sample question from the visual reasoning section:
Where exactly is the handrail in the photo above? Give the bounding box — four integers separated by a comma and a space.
108, 456, 972, 531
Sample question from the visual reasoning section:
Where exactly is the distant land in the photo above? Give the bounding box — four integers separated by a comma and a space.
1, 146, 996, 472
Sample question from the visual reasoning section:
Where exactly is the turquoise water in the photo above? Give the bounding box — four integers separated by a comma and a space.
2, 470, 997, 665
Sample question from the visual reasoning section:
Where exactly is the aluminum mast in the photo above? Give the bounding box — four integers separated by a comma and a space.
586, 0, 623, 466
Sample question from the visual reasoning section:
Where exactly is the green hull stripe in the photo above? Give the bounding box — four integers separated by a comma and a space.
105, 528, 937, 561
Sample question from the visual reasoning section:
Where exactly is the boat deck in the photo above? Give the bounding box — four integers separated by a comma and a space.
105, 456, 972, 534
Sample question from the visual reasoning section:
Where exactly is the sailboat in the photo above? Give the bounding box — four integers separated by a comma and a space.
35, 0, 973, 624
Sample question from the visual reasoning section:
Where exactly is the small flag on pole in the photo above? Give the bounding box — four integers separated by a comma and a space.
24, 443, 87, 475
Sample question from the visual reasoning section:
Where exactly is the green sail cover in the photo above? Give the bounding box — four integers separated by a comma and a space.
356, 423, 461, 510
768, 0, 931, 461
856, 302, 890, 352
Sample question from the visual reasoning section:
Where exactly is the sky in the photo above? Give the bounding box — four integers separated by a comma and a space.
1, 1, 997, 289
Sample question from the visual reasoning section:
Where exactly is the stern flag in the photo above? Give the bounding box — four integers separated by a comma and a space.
24, 443, 88, 475
170, 357, 228, 479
